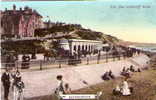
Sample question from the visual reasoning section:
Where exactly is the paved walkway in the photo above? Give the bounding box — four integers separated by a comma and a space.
0, 54, 150, 100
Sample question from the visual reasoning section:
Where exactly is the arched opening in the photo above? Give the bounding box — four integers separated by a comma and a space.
82, 45, 84, 51
74, 45, 76, 51
89, 45, 91, 52
78, 45, 80, 51
85, 45, 88, 51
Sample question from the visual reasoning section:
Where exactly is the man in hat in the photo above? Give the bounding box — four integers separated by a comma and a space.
1, 68, 11, 100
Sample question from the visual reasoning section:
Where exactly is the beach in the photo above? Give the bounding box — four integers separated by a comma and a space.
23, 53, 156, 100
72, 53, 156, 100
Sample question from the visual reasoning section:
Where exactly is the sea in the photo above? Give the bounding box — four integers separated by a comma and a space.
134, 45, 156, 53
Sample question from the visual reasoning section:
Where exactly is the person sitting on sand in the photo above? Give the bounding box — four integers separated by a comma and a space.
130, 65, 135, 72
122, 67, 126, 72
121, 79, 131, 96
113, 85, 121, 95
121, 67, 127, 76
137, 68, 141, 72
102, 71, 110, 80
108, 70, 115, 79
121, 68, 131, 78
126, 68, 132, 78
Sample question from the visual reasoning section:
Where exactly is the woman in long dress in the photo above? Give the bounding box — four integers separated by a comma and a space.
121, 80, 131, 96
16, 79, 25, 100
13, 71, 24, 100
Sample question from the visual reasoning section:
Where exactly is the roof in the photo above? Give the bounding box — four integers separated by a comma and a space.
2, 8, 42, 18
102, 44, 109, 47
69, 39, 102, 43
1, 8, 42, 27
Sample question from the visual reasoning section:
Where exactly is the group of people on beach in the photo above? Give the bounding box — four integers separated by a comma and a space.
102, 70, 115, 80
121, 65, 141, 78
112, 65, 143, 96
100, 64, 143, 96
1, 68, 25, 100
55, 68, 134, 98
113, 78, 133, 96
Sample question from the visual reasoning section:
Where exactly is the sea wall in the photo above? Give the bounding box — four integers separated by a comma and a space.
22, 54, 150, 100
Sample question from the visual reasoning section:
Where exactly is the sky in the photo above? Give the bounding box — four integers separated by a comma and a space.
1, 0, 156, 43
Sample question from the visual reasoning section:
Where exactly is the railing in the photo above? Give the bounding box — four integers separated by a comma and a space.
1, 53, 131, 70
1, 34, 70, 43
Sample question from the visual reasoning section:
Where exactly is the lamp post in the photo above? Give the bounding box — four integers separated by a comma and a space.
106, 51, 108, 63
96, 45, 102, 64
97, 50, 101, 64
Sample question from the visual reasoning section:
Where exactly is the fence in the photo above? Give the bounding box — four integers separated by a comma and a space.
1, 53, 130, 70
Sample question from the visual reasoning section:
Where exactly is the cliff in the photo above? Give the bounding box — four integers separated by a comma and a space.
35, 23, 120, 44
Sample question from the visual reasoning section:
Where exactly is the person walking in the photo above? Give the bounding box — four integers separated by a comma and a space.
55, 75, 65, 95
1, 68, 11, 100
14, 77, 25, 100
11, 68, 17, 91
13, 70, 22, 100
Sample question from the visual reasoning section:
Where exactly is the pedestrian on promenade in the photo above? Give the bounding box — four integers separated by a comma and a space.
11, 68, 17, 91
13, 70, 22, 100
14, 77, 25, 100
15, 71, 22, 82
87, 57, 89, 65
55, 75, 65, 95
1, 68, 11, 100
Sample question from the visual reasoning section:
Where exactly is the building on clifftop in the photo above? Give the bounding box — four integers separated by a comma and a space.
1, 5, 43, 38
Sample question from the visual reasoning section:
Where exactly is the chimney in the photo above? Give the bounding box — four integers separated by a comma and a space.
5, 8, 7, 11
13, 4, 16, 11
20, 7, 22, 11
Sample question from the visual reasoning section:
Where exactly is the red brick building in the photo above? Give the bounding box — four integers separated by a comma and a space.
1, 5, 43, 37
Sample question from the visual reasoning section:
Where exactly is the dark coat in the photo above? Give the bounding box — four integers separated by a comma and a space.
1, 72, 10, 87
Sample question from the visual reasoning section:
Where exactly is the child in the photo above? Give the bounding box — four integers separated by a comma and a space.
55, 75, 65, 95
64, 83, 71, 94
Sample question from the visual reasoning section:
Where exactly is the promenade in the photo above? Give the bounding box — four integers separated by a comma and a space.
1, 54, 150, 100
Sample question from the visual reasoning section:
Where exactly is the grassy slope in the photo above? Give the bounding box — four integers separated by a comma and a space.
35, 25, 120, 44
72, 69, 156, 100
47, 68, 156, 100
72, 56, 156, 100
